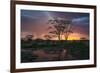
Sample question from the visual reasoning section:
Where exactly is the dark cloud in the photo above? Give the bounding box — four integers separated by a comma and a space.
21, 10, 89, 39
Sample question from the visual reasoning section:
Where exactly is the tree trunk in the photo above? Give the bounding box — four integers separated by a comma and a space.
65, 36, 68, 40
58, 35, 61, 40
64, 33, 69, 40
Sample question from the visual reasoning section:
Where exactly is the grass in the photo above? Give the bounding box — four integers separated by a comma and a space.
21, 40, 89, 63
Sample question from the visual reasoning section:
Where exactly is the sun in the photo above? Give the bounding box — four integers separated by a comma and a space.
67, 33, 81, 40
59, 33, 80, 40
67, 36, 80, 40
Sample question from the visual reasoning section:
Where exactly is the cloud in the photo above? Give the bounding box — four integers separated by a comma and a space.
72, 17, 89, 25
21, 10, 89, 40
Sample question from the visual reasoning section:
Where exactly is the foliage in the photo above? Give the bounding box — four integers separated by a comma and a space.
21, 40, 89, 62
48, 17, 72, 40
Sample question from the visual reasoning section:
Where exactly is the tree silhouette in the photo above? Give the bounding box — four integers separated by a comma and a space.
48, 17, 72, 40
26, 34, 34, 41
64, 30, 73, 40
80, 37, 87, 40
44, 35, 52, 40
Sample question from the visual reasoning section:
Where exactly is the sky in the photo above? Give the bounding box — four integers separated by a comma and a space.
21, 10, 89, 40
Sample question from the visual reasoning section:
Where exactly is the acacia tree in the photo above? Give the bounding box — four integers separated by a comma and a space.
44, 34, 52, 40
63, 20, 73, 40
48, 17, 72, 40
80, 37, 87, 40
26, 34, 34, 41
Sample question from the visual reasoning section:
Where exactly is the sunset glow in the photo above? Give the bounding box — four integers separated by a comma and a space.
21, 10, 89, 41
46, 33, 88, 40
67, 33, 80, 40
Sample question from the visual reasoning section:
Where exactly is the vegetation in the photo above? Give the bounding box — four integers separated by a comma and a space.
48, 17, 72, 40
21, 39, 89, 63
